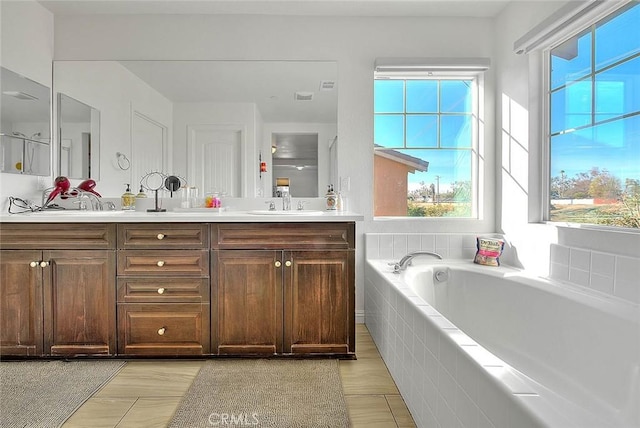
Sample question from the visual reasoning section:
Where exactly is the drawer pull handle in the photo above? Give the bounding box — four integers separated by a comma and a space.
157, 327, 166, 336
285, 260, 292, 267
157, 261, 165, 267
40, 261, 49, 268
30, 261, 38, 268
274, 261, 281, 268
157, 287, 166, 295
157, 233, 165, 240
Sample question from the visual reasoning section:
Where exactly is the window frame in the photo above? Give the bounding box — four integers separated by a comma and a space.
541, 1, 640, 229
373, 71, 484, 219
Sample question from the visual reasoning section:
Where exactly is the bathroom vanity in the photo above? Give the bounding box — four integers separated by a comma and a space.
0, 211, 359, 358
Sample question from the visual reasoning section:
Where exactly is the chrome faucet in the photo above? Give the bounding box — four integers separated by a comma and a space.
392, 251, 443, 273
77, 191, 104, 211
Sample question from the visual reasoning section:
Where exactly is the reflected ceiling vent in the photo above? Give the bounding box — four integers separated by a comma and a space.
2, 91, 38, 101
294, 91, 314, 101
319, 80, 336, 91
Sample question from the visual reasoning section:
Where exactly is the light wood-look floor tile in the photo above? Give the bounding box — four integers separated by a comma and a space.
116, 397, 183, 428
386, 395, 417, 427
63, 398, 136, 428
63, 325, 415, 427
346, 394, 398, 428
94, 361, 203, 398
339, 357, 399, 395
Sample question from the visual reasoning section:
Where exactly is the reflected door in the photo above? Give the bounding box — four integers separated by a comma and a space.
188, 125, 242, 196
131, 111, 167, 186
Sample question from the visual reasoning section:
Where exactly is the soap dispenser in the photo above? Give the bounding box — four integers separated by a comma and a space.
325, 184, 337, 211
121, 184, 135, 211
136, 185, 147, 199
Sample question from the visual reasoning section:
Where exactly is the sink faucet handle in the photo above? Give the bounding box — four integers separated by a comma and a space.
297, 200, 307, 210
265, 200, 276, 211
103, 201, 117, 211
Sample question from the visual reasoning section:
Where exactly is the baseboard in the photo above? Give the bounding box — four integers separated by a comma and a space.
355, 310, 365, 324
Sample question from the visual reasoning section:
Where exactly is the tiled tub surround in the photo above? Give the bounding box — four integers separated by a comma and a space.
365, 259, 640, 427
550, 243, 640, 304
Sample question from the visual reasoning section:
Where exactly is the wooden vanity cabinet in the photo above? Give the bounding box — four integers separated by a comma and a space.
0, 224, 116, 356
0, 250, 44, 356
212, 223, 355, 356
116, 223, 210, 356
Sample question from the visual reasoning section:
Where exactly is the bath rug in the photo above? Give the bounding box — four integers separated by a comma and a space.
0, 359, 125, 428
168, 359, 350, 428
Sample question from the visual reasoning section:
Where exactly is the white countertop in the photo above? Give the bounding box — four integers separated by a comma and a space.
0, 209, 363, 223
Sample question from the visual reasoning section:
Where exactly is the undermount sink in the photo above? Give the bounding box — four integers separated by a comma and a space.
28, 210, 126, 216
247, 210, 324, 215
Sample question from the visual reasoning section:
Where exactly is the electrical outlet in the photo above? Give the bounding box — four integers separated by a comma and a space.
340, 176, 351, 192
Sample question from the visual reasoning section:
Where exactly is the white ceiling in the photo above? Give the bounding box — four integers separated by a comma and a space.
118, 60, 338, 123
38, 0, 511, 18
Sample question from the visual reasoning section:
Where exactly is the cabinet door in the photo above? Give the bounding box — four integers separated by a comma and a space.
43, 250, 116, 356
284, 250, 354, 355
0, 250, 43, 356
214, 250, 282, 355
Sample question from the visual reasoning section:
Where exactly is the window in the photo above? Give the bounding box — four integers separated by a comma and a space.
548, 2, 640, 228
373, 75, 480, 217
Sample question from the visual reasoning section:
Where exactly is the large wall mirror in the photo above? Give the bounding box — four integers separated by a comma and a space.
0, 66, 51, 176
58, 93, 100, 180
53, 60, 337, 198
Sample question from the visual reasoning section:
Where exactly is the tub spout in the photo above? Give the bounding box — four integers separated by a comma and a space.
392, 251, 442, 273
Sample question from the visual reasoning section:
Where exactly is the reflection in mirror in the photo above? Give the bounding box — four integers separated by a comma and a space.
272, 133, 318, 197
52, 61, 337, 197
58, 93, 100, 180
0, 67, 51, 176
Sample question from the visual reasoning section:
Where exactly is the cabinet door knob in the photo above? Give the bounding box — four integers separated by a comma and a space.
30, 261, 38, 268
157, 327, 166, 336
157, 287, 166, 294
157, 260, 165, 267
157, 233, 165, 240
285, 260, 292, 267
40, 261, 49, 268
274, 260, 282, 268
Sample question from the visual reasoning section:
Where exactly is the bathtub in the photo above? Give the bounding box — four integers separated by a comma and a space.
364, 259, 640, 428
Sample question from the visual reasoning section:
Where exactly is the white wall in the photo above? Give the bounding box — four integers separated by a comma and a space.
0, 0, 53, 207
53, 61, 173, 197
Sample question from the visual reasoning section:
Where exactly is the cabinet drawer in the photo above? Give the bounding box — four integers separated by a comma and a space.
0, 223, 116, 250
117, 277, 209, 303
118, 223, 209, 249
117, 303, 210, 355
117, 250, 209, 276
212, 223, 354, 249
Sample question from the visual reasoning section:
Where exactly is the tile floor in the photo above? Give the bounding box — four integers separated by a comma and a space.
63, 324, 416, 427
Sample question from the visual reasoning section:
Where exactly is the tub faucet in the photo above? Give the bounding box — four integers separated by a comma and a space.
392, 251, 443, 273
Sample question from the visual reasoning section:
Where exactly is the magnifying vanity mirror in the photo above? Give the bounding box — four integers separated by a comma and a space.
52, 60, 337, 197
0, 66, 51, 176
58, 93, 100, 180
